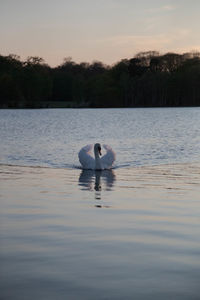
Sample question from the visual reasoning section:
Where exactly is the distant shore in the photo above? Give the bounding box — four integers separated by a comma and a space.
1, 103, 200, 109
1, 51, 200, 109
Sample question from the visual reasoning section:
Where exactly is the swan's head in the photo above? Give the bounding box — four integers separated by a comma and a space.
94, 143, 102, 156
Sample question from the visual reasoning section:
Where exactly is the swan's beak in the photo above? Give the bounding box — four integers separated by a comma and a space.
98, 146, 102, 156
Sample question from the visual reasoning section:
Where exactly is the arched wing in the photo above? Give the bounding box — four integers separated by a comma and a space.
78, 144, 95, 169
101, 144, 116, 169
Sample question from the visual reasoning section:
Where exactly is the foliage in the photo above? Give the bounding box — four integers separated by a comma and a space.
1, 51, 200, 108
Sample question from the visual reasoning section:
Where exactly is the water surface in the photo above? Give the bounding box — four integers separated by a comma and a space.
0, 108, 200, 299
0, 107, 200, 168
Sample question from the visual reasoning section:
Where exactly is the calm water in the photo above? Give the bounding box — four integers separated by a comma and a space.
0, 108, 200, 168
1, 108, 200, 300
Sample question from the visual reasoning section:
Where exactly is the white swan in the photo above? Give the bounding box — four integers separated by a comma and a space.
78, 143, 116, 170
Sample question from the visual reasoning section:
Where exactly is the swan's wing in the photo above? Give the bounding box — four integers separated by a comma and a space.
78, 144, 95, 169
101, 144, 116, 169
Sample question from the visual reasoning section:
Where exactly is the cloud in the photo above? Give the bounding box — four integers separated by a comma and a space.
147, 4, 176, 13
96, 28, 199, 62
103, 34, 170, 49
99, 28, 188, 49
162, 5, 176, 11
172, 45, 200, 55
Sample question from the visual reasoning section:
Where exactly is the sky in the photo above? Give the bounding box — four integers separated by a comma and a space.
1, 0, 200, 67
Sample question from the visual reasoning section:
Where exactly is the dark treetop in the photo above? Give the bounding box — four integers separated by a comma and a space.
1, 51, 200, 108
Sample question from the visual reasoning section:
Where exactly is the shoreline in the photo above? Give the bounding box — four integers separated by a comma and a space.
1, 105, 200, 109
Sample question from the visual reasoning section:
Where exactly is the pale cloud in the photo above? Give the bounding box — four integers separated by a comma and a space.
102, 34, 170, 49
96, 28, 198, 62
99, 28, 189, 48
172, 45, 200, 55
162, 5, 176, 11
147, 4, 176, 13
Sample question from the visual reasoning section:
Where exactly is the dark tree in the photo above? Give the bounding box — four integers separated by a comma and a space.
1, 51, 200, 108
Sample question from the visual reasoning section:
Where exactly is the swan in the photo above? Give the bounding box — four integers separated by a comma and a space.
78, 143, 116, 170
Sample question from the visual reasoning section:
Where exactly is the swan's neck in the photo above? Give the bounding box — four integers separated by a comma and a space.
94, 151, 102, 170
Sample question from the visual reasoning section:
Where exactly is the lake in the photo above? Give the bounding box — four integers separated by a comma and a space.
0, 107, 200, 168
0, 108, 200, 300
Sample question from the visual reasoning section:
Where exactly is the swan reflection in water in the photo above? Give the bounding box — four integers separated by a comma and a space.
78, 169, 116, 205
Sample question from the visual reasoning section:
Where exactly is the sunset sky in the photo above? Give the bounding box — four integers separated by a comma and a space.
1, 0, 200, 66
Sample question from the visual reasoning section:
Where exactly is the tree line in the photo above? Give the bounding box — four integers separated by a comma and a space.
1, 51, 200, 108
